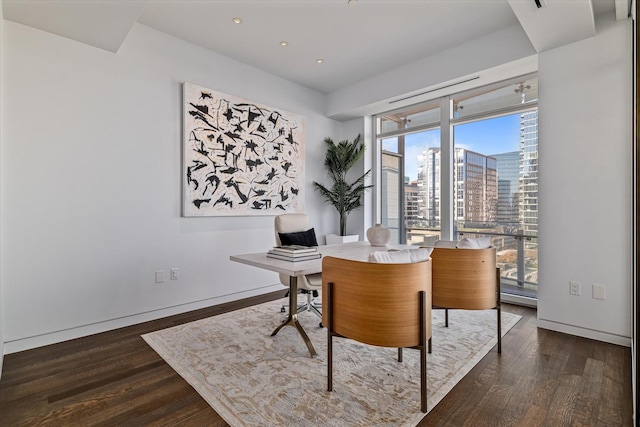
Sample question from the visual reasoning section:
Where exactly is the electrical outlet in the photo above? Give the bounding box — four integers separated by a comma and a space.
156, 270, 165, 283
592, 284, 606, 300
570, 281, 581, 296
170, 268, 179, 280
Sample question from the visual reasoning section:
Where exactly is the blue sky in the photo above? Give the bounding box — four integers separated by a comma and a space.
402, 114, 521, 181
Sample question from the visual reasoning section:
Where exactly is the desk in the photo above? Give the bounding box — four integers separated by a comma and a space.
230, 241, 414, 357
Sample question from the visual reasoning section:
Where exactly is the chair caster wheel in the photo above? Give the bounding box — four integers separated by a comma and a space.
280, 307, 286, 313
319, 322, 323, 328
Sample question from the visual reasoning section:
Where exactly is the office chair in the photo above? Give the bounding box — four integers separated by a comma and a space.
274, 213, 322, 318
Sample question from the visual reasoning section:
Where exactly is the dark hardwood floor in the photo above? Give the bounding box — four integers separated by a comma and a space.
0, 291, 632, 426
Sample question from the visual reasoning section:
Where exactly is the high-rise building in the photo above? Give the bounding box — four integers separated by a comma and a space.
380, 153, 401, 243
417, 149, 440, 228
520, 110, 538, 236
493, 151, 520, 224
418, 147, 497, 228
404, 179, 420, 229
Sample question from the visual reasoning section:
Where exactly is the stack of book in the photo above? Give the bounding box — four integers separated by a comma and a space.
267, 245, 321, 262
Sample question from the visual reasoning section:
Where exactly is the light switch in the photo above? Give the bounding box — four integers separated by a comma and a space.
592, 284, 606, 300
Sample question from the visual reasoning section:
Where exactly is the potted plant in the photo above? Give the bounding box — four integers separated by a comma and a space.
313, 134, 373, 244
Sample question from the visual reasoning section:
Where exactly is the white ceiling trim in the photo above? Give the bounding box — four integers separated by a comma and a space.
2, 0, 147, 53
508, 0, 596, 52
615, 0, 631, 20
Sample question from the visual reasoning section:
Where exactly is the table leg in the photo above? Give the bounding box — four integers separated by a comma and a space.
271, 276, 318, 357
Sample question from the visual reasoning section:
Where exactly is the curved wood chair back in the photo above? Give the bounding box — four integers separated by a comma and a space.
321, 256, 432, 349
322, 255, 432, 412
431, 247, 498, 310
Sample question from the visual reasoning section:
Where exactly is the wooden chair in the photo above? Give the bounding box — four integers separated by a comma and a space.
322, 256, 432, 413
430, 246, 501, 353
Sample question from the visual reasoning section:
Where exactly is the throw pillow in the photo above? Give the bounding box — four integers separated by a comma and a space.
434, 240, 458, 248
279, 228, 318, 247
368, 247, 432, 263
456, 237, 492, 249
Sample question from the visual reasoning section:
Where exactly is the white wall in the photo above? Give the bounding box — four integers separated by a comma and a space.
1, 22, 341, 353
537, 16, 633, 346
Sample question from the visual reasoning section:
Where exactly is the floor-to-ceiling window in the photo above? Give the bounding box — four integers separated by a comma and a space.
376, 73, 538, 300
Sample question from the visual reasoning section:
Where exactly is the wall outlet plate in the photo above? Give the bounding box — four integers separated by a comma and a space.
570, 281, 581, 296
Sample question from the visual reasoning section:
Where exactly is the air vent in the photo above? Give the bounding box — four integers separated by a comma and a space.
389, 76, 480, 104
534, 0, 547, 9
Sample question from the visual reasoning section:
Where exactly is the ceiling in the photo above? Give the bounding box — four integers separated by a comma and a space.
2, 0, 624, 94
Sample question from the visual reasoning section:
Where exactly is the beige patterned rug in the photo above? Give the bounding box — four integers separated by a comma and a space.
143, 298, 520, 426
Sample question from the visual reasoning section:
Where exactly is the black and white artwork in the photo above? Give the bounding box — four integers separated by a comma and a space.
183, 83, 305, 217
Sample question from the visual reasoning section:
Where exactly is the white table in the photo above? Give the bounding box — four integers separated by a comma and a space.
230, 241, 415, 357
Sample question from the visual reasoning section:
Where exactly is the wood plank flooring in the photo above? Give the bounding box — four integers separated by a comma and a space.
0, 291, 632, 426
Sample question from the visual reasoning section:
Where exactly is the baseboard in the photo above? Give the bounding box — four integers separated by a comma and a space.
3, 284, 284, 355
537, 318, 632, 347
501, 293, 537, 308
0, 341, 3, 380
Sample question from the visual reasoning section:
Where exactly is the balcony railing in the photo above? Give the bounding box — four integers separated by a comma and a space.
458, 230, 537, 299
397, 225, 538, 299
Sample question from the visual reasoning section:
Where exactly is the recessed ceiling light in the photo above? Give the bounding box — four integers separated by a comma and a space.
232, 17, 242, 24
316, 59, 324, 64
280, 41, 288, 47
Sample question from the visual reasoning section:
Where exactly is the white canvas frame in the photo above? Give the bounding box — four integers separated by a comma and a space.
183, 82, 306, 217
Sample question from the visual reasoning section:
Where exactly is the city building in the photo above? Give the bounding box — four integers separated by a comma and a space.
493, 151, 520, 224
418, 147, 498, 230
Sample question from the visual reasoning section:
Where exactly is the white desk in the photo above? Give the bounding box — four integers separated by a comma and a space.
230, 241, 414, 357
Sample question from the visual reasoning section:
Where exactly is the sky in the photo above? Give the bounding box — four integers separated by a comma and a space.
401, 114, 521, 181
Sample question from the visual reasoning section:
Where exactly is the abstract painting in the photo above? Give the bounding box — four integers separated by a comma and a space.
182, 82, 305, 216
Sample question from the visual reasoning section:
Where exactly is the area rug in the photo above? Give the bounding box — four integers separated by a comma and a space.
142, 298, 521, 426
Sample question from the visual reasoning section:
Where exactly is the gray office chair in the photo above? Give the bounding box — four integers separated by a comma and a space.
274, 213, 322, 318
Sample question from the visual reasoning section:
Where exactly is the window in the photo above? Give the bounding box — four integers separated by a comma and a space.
375, 74, 538, 299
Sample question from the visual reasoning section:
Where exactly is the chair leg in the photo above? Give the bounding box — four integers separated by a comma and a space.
328, 332, 333, 391
398, 347, 403, 362
496, 267, 502, 354
497, 304, 502, 354
420, 346, 427, 413
428, 337, 432, 354
445, 308, 449, 327
327, 282, 333, 392
292, 291, 322, 319
419, 290, 427, 413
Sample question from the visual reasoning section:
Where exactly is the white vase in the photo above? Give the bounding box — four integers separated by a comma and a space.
366, 224, 391, 246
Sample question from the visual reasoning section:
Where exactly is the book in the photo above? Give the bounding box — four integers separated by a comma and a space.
271, 245, 318, 254
266, 252, 322, 262
268, 249, 319, 258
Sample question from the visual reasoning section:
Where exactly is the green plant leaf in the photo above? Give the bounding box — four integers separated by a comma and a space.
312, 134, 373, 236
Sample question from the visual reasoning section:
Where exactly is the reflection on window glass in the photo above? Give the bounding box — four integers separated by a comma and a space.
381, 137, 398, 153
453, 76, 537, 119
380, 103, 440, 133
